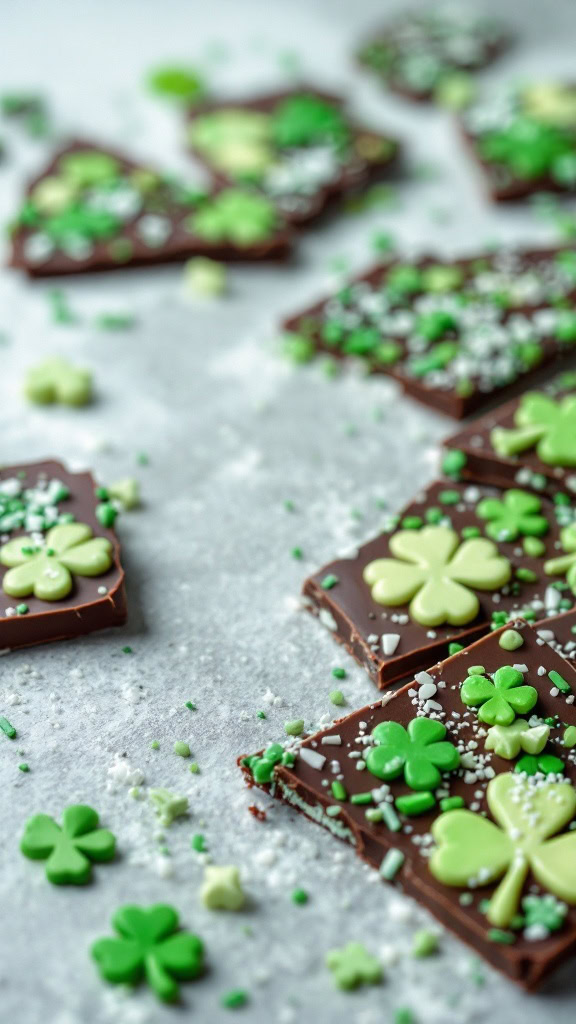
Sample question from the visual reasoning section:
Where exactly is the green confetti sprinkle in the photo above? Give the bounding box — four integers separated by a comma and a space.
331, 667, 346, 679
174, 741, 191, 758
284, 719, 304, 736
0, 717, 16, 739
185, 701, 197, 711
291, 888, 309, 905
329, 690, 345, 706
19, 763, 30, 773
191, 833, 207, 853
220, 989, 249, 1010
321, 574, 339, 590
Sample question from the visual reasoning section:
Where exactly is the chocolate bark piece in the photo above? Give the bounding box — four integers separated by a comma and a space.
0, 460, 126, 650
241, 620, 576, 989
186, 89, 398, 226
356, 9, 510, 105
443, 371, 576, 499
303, 478, 576, 688
8, 140, 292, 278
282, 247, 576, 419
533, 609, 576, 666
461, 83, 576, 202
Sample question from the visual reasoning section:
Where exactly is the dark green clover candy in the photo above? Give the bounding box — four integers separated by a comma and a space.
92, 904, 204, 1003
366, 717, 460, 791
21, 804, 116, 884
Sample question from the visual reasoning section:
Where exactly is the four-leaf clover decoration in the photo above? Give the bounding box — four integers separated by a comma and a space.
189, 109, 274, 178
20, 804, 116, 884
363, 525, 511, 627
476, 489, 549, 542
366, 717, 460, 791
190, 188, 278, 246
325, 941, 382, 990
491, 393, 576, 468
270, 94, 350, 149
91, 904, 204, 1003
429, 772, 576, 927
0, 522, 113, 601
460, 665, 538, 725
545, 523, 576, 593
25, 357, 93, 407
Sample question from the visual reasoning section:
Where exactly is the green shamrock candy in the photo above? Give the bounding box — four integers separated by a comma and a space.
363, 525, 511, 627
326, 942, 382, 990
0, 522, 113, 601
545, 523, 576, 593
523, 83, 576, 128
58, 150, 120, 188
522, 893, 567, 933
366, 717, 460, 791
21, 804, 115, 884
485, 719, 549, 759
190, 188, 278, 246
44, 203, 120, 245
460, 666, 537, 726
91, 904, 204, 1003
24, 357, 93, 406
430, 772, 576, 927
491, 393, 576, 468
270, 94, 350, 149
476, 489, 549, 542
479, 117, 573, 180
189, 109, 273, 177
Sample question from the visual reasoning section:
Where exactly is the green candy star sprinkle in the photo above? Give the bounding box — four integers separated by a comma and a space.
0, 522, 113, 601
24, 357, 93, 406
363, 525, 511, 627
430, 772, 576, 928
476, 489, 549, 542
190, 189, 278, 247
91, 904, 204, 1003
460, 665, 538, 726
491, 393, 576, 468
20, 804, 115, 884
200, 865, 245, 910
326, 942, 382, 990
366, 716, 459, 791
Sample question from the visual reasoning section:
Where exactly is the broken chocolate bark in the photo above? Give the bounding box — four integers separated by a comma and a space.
357, 8, 510, 105
8, 140, 292, 277
186, 89, 398, 225
0, 461, 126, 650
461, 82, 576, 201
282, 247, 576, 419
443, 370, 576, 499
303, 479, 576, 688
241, 619, 576, 988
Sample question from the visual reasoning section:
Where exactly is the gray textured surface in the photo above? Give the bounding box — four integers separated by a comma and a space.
2, 1, 576, 1022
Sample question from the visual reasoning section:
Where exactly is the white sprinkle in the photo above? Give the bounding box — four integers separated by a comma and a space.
382, 633, 401, 656
321, 735, 342, 746
299, 748, 326, 770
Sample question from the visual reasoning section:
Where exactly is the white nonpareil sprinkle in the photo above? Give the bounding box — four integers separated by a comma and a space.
299, 747, 326, 770
382, 633, 400, 656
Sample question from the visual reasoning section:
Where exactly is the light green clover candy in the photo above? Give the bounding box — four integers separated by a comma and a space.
491, 393, 576, 468
58, 150, 120, 188
429, 772, 576, 927
326, 942, 382, 990
0, 522, 112, 601
189, 109, 273, 177
545, 523, 576, 593
476, 488, 549, 542
24, 357, 93, 406
460, 665, 537, 726
484, 719, 550, 759
522, 83, 576, 128
189, 188, 278, 246
363, 525, 511, 627
366, 717, 460, 791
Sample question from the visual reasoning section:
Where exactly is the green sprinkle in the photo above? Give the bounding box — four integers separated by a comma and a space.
283, 499, 295, 512
96, 502, 118, 528
18, 763, 30, 773
365, 808, 384, 823
499, 629, 524, 652
379, 847, 405, 880
488, 929, 516, 945
326, 805, 342, 818
291, 546, 303, 560
220, 989, 249, 1010
380, 803, 401, 832
442, 448, 467, 480
329, 689, 345, 706
256, 710, 267, 720
191, 833, 207, 852
185, 701, 197, 711
549, 670, 572, 694
395, 791, 436, 816
448, 643, 464, 656
439, 796, 465, 812
16, 603, 28, 615
291, 888, 309, 905
411, 929, 438, 958
461, 525, 481, 539
331, 780, 347, 801
563, 725, 576, 748
394, 1009, 416, 1024
402, 515, 423, 529
350, 792, 373, 805
284, 719, 304, 736
150, 740, 160, 750
331, 667, 346, 679
122, 645, 133, 654
94, 312, 135, 331
425, 506, 443, 524
173, 741, 191, 758
515, 567, 538, 583
189, 762, 200, 774
467, 665, 485, 676
321, 574, 339, 590
438, 489, 460, 505
0, 717, 16, 739
136, 452, 149, 466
